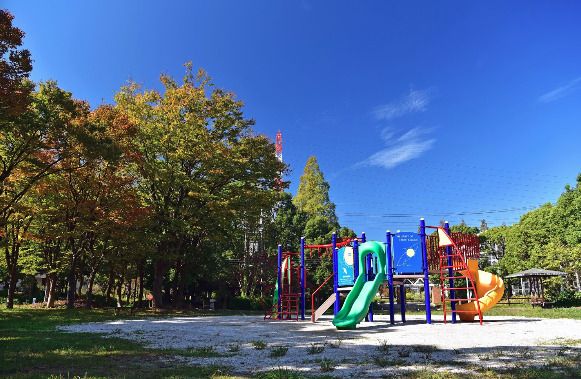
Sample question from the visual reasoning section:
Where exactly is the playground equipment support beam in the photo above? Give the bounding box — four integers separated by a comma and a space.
332, 232, 339, 314
420, 218, 432, 324
386, 230, 395, 324
353, 238, 359, 282
277, 244, 282, 319
400, 284, 406, 323
362, 232, 374, 322
444, 221, 457, 323
300, 237, 306, 320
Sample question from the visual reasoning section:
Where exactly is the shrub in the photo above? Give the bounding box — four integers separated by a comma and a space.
228, 296, 264, 310
553, 290, 581, 307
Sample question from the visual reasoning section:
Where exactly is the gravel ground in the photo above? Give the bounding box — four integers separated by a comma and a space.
59, 314, 581, 377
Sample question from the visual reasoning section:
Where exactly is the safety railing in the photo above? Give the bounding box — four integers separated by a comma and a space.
310, 272, 335, 322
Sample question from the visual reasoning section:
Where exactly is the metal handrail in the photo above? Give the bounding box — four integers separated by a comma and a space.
310, 272, 335, 322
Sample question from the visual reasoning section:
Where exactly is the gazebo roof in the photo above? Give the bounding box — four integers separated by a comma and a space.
505, 268, 567, 279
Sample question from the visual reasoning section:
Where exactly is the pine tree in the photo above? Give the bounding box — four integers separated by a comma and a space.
293, 156, 338, 227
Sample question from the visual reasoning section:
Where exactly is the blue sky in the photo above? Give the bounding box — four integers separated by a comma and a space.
7, 1, 581, 240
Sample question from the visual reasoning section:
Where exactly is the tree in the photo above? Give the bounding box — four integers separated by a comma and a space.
114, 65, 285, 307
450, 222, 479, 235
0, 81, 106, 308
0, 10, 33, 119
479, 225, 509, 272
494, 174, 581, 294
20, 102, 139, 309
480, 219, 488, 232
1, 206, 32, 308
293, 156, 338, 227
270, 192, 307, 251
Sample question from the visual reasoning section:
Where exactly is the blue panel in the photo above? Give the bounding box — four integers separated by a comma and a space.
337, 246, 355, 287
393, 232, 423, 275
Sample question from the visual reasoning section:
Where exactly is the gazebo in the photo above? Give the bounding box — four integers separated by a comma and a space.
505, 268, 567, 306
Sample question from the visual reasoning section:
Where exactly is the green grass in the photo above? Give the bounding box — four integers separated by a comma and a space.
376, 303, 581, 319
318, 358, 334, 372
483, 304, 581, 319
306, 343, 324, 355
0, 307, 246, 378
251, 340, 267, 350
540, 338, 581, 346
163, 346, 227, 358
269, 346, 289, 358
376, 339, 390, 353
2, 306, 580, 378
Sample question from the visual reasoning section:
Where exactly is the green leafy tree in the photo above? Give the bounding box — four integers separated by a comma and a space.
479, 225, 510, 272
496, 174, 581, 295
114, 65, 285, 307
1, 81, 108, 308
450, 221, 479, 235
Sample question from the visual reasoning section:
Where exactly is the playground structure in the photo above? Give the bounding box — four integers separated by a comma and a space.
265, 218, 505, 329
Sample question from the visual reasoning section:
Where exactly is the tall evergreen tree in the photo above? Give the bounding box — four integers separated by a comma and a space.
293, 156, 338, 228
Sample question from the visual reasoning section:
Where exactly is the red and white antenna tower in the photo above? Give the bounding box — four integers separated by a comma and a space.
275, 130, 283, 162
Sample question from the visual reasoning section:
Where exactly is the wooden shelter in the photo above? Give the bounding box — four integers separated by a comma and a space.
505, 268, 567, 306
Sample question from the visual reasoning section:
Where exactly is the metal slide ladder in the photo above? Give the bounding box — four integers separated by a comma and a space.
438, 235, 483, 324
279, 293, 300, 320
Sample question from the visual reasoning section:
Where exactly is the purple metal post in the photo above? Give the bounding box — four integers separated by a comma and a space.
353, 238, 359, 280
400, 284, 406, 323
386, 230, 395, 324
444, 221, 457, 323
277, 244, 282, 319
300, 237, 306, 320
420, 218, 432, 324
332, 232, 340, 314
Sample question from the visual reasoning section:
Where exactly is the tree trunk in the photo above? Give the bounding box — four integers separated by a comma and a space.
6, 266, 18, 309
4, 234, 19, 309
86, 270, 97, 308
126, 278, 132, 305
138, 265, 144, 308
43, 278, 49, 303
132, 278, 137, 305
174, 259, 185, 308
105, 270, 115, 305
116, 275, 124, 308
46, 274, 57, 308
77, 274, 84, 298
66, 255, 78, 309
152, 259, 167, 308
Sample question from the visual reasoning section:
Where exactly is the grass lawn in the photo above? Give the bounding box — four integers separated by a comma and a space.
0, 307, 254, 379
375, 302, 581, 319
484, 303, 581, 319
1, 305, 580, 378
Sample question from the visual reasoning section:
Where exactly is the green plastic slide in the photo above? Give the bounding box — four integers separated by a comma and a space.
272, 257, 291, 311
332, 241, 386, 330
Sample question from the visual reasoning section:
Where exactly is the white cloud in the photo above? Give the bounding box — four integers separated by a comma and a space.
363, 127, 435, 169
539, 76, 581, 103
373, 89, 432, 120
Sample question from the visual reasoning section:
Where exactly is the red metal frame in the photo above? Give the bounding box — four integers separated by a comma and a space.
426, 231, 480, 271
310, 272, 335, 322
428, 226, 483, 325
